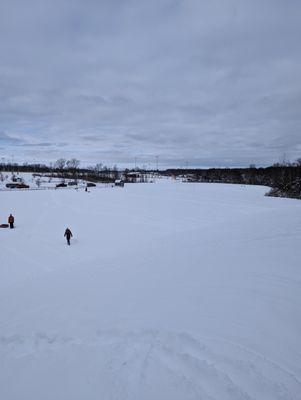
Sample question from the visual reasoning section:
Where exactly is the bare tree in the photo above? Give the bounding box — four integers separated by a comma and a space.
111, 164, 119, 180
66, 158, 80, 178
55, 158, 66, 171
95, 163, 103, 173
66, 158, 80, 169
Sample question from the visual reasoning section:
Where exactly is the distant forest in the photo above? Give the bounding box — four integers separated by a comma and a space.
164, 162, 301, 200
1, 158, 301, 199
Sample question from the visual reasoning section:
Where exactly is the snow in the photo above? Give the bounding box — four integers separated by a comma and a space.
1, 180, 301, 399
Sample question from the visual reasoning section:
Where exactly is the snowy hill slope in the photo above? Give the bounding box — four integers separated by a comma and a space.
0, 181, 301, 399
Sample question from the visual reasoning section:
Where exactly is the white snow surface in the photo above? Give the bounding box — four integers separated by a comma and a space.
1, 180, 301, 399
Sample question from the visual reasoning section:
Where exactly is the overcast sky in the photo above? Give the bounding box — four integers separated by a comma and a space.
0, 0, 300, 168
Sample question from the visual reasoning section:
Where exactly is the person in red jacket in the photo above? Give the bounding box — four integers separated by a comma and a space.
8, 214, 14, 229
64, 227, 73, 245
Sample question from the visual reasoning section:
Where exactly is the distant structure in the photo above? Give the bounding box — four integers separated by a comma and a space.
114, 179, 124, 187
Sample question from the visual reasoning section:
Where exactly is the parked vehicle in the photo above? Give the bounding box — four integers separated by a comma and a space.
6, 183, 29, 189
114, 179, 124, 187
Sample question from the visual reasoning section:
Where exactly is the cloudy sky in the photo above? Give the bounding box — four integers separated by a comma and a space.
0, 0, 300, 168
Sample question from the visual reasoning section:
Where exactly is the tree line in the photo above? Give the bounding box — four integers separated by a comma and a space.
1, 158, 301, 198
0, 159, 119, 183
163, 160, 301, 199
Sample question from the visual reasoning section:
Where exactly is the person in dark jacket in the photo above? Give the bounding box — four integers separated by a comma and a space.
8, 214, 14, 229
64, 227, 73, 245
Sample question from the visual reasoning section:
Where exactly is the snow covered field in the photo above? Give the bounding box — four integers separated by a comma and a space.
1, 180, 301, 400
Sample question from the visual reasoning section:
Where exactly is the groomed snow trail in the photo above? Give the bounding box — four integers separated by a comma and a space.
1, 180, 301, 399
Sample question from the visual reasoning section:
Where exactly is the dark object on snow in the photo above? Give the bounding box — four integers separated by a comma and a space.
56, 183, 67, 188
68, 181, 77, 186
114, 179, 124, 187
64, 228, 73, 245
0, 224, 9, 228
6, 183, 29, 189
86, 182, 96, 187
8, 214, 14, 229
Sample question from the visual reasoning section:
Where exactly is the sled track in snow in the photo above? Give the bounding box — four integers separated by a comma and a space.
1, 329, 300, 399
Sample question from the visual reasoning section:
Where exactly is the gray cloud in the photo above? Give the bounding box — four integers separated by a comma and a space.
0, 0, 300, 167
21, 142, 53, 147
0, 131, 24, 145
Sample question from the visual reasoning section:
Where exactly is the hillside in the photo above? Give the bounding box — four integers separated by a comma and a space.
1, 180, 301, 399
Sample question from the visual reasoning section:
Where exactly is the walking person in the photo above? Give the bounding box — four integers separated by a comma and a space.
8, 214, 14, 229
64, 227, 73, 245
